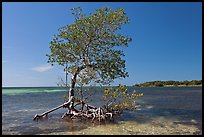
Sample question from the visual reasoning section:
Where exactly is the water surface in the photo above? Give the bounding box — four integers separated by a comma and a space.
2, 86, 202, 135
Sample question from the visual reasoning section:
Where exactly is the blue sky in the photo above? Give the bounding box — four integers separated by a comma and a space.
2, 2, 202, 87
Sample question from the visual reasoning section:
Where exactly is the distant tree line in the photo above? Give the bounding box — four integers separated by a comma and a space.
134, 80, 202, 87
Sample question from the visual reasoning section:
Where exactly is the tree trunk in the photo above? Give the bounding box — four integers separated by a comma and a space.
68, 67, 83, 98
34, 65, 118, 122
68, 67, 82, 112
65, 62, 68, 87
68, 72, 77, 99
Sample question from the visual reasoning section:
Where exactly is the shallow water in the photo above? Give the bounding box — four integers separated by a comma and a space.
2, 86, 202, 135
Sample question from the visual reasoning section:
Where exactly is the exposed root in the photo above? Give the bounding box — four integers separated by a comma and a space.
33, 96, 118, 123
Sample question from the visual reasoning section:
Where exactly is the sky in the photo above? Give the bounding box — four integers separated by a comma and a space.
2, 2, 202, 87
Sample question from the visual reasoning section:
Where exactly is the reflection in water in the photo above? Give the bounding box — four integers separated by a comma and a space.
2, 86, 202, 135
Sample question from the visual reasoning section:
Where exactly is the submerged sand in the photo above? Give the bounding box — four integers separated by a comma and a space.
44, 117, 201, 135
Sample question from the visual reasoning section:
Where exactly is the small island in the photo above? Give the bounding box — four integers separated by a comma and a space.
134, 80, 202, 87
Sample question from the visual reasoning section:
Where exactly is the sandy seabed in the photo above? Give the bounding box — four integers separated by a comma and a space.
43, 117, 201, 135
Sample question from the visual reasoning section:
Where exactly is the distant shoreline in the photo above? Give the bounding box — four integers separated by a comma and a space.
134, 80, 202, 87
2, 85, 202, 89
2, 80, 202, 88
135, 85, 202, 87
164, 85, 202, 87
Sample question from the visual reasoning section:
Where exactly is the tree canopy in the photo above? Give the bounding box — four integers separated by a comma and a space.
34, 7, 143, 123
47, 6, 132, 87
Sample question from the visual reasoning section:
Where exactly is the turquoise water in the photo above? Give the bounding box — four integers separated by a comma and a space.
2, 87, 66, 95
2, 86, 202, 135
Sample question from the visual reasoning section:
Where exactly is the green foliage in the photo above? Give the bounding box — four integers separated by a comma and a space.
102, 84, 143, 113
46, 6, 132, 86
134, 80, 202, 87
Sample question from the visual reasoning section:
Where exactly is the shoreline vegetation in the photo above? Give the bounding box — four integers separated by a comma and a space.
2, 80, 202, 89
134, 80, 202, 87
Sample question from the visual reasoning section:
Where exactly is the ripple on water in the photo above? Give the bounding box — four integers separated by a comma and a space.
2, 86, 202, 135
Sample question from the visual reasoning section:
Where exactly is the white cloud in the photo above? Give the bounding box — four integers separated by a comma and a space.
32, 64, 53, 72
